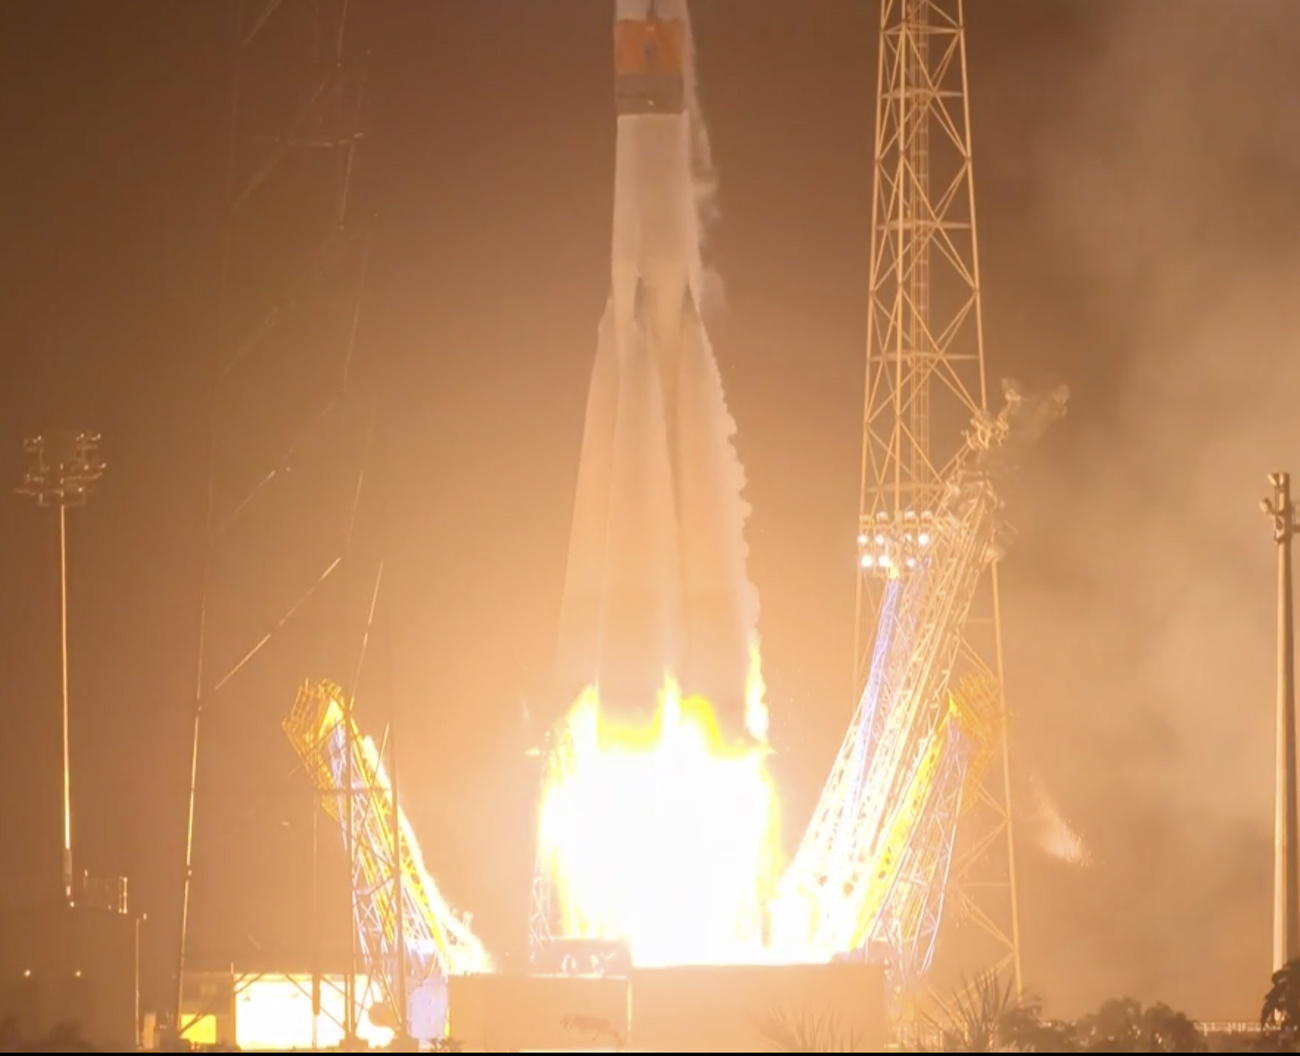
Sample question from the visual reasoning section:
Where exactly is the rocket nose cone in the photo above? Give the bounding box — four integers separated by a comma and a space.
616, 0, 690, 19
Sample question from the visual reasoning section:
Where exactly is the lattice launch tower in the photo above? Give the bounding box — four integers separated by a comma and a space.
856, 0, 1021, 988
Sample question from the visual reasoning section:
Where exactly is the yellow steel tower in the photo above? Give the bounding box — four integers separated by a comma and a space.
855, 0, 1021, 989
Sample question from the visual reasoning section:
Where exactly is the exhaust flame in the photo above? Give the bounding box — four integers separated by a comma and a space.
743, 642, 770, 743
537, 651, 781, 966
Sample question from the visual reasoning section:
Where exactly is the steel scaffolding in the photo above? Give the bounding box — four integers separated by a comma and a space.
176, 0, 374, 1037
855, 0, 1021, 989
779, 389, 1056, 984
283, 680, 493, 1040
792, 0, 1058, 994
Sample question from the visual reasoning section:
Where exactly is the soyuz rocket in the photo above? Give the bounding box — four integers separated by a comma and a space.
555, 0, 760, 738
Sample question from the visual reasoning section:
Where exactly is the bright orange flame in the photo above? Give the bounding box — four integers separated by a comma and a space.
537, 652, 782, 966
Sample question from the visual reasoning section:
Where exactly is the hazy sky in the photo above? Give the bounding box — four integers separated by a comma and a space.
2, 0, 1299, 1020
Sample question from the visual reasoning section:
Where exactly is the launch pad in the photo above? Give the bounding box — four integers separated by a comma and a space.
169, 0, 1062, 1048
176, 962, 885, 1052
454, 962, 887, 1053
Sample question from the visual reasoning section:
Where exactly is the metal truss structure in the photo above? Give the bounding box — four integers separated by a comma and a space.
177, 0, 377, 1034
779, 397, 1021, 982
284, 680, 493, 1039
856, 0, 1021, 988
792, 0, 1041, 993
176, 969, 394, 1049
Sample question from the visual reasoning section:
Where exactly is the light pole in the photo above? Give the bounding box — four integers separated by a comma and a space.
1263, 472, 1299, 971
17, 429, 105, 906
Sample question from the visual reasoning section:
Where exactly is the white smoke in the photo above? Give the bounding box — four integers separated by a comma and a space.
556, 1, 764, 719
676, 1, 762, 669
679, 2, 720, 245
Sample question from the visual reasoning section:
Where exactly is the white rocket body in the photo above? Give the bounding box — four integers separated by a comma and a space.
556, 1, 759, 735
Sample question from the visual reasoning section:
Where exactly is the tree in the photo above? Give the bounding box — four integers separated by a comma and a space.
1258, 957, 1300, 1045
1262, 957, 1300, 1049
1140, 1003, 1204, 1053
1071, 997, 1204, 1053
754, 1008, 861, 1052
1074, 997, 1145, 1052
996, 1001, 1078, 1053
920, 970, 1063, 1052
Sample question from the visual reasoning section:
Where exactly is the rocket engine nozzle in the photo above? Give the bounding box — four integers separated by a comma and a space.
614, 18, 686, 115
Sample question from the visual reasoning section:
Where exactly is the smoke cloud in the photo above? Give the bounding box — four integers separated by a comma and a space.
680, 3, 719, 247
978, 0, 1300, 1018
1027, 772, 1091, 869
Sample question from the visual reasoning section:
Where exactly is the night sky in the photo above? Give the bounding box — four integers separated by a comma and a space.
2, 0, 1300, 1021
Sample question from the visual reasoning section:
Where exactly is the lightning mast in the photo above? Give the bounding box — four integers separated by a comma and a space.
176, 0, 374, 1038
1263, 473, 1299, 971
854, 0, 1020, 987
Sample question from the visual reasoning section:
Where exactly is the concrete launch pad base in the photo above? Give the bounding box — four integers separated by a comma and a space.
449, 961, 886, 1052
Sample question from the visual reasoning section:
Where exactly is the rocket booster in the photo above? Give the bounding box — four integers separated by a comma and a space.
556, 0, 760, 737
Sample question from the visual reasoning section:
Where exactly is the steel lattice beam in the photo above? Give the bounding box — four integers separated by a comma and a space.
847, 0, 1023, 993
284, 680, 493, 1039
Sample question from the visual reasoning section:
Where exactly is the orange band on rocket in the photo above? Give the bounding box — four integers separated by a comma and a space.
614, 18, 686, 115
